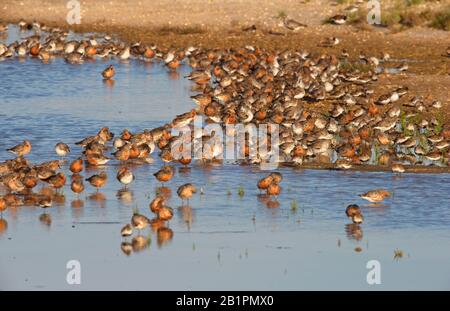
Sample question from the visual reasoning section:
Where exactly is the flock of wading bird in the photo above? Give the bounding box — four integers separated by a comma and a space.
0, 20, 449, 242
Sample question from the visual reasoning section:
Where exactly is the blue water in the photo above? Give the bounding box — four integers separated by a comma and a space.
1, 25, 450, 290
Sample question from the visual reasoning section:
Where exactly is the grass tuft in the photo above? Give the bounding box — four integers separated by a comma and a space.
429, 5, 450, 31
237, 186, 245, 197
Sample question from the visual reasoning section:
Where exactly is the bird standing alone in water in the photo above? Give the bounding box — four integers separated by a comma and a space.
102, 65, 115, 80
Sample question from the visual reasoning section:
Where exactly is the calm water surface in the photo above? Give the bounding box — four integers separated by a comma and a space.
1, 26, 450, 290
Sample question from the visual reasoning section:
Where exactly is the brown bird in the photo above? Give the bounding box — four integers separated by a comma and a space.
121, 223, 133, 237
179, 156, 192, 167
116, 167, 134, 188
71, 179, 85, 196
345, 204, 364, 224
5, 177, 25, 193
86, 153, 111, 166
86, 172, 108, 191
177, 183, 197, 203
70, 157, 84, 174
55, 142, 70, 157
257, 175, 273, 192
7, 140, 32, 157
112, 144, 131, 162
43, 172, 66, 190
131, 213, 150, 230
153, 166, 174, 184
0, 197, 7, 215
149, 196, 165, 214
360, 190, 391, 203
38, 196, 52, 208
157, 206, 174, 221
267, 183, 281, 197
269, 172, 283, 184
102, 65, 115, 80
22, 175, 38, 189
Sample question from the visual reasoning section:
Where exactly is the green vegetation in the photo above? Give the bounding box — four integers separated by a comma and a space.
434, 113, 444, 134
277, 10, 287, 19
340, 62, 373, 74
290, 200, 298, 213
237, 186, 245, 197
406, 0, 423, 6
430, 5, 450, 30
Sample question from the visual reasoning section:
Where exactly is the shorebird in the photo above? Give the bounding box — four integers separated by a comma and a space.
149, 196, 165, 213
282, 18, 307, 31
86, 153, 111, 166
153, 166, 174, 184
86, 172, 107, 191
39, 196, 52, 208
330, 14, 347, 25
2, 194, 23, 207
43, 172, 66, 191
116, 167, 134, 188
70, 158, 84, 174
71, 179, 85, 196
55, 142, 70, 158
23, 174, 38, 189
319, 37, 340, 47
131, 213, 150, 230
102, 65, 115, 80
177, 183, 197, 203
267, 183, 281, 197
121, 224, 133, 237
112, 144, 131, 161
345, 204, 364, 224
171, 109, 197, 128
269, 172, 283, 184
118, 47, 130, 60
7, 140, 32, 157
360, 189, 391, 203
391, 163, 405, 173
0, 197, 6, 216
257, 175, 273, 192
179, 156, 192, 167
157, 206, 174, 221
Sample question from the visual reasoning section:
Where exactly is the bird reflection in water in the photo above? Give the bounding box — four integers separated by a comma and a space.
121, 242, 133, 256
157, 227, 173, 248
155, 186, 172, 199
0, 218, 7, 235
132, 234, 151, 253
116, 188, 134, 205
71, 199, 84, 219
103, 79, 115, 88
167, 71, 180, 80
345, 223, 363, 241
88, 192, 106, 208
52, 192, 66, 207
39, 213, 52, 227
257, 193, 280, 208
178, 205, 194, 230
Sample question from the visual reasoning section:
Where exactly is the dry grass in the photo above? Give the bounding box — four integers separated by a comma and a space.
380, 1, 450, 30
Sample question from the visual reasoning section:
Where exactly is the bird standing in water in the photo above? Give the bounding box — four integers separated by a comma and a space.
102, 65, 115, 80
7, 140, 32, 157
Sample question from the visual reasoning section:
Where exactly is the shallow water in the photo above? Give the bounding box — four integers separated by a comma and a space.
1, 26, 450, 290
